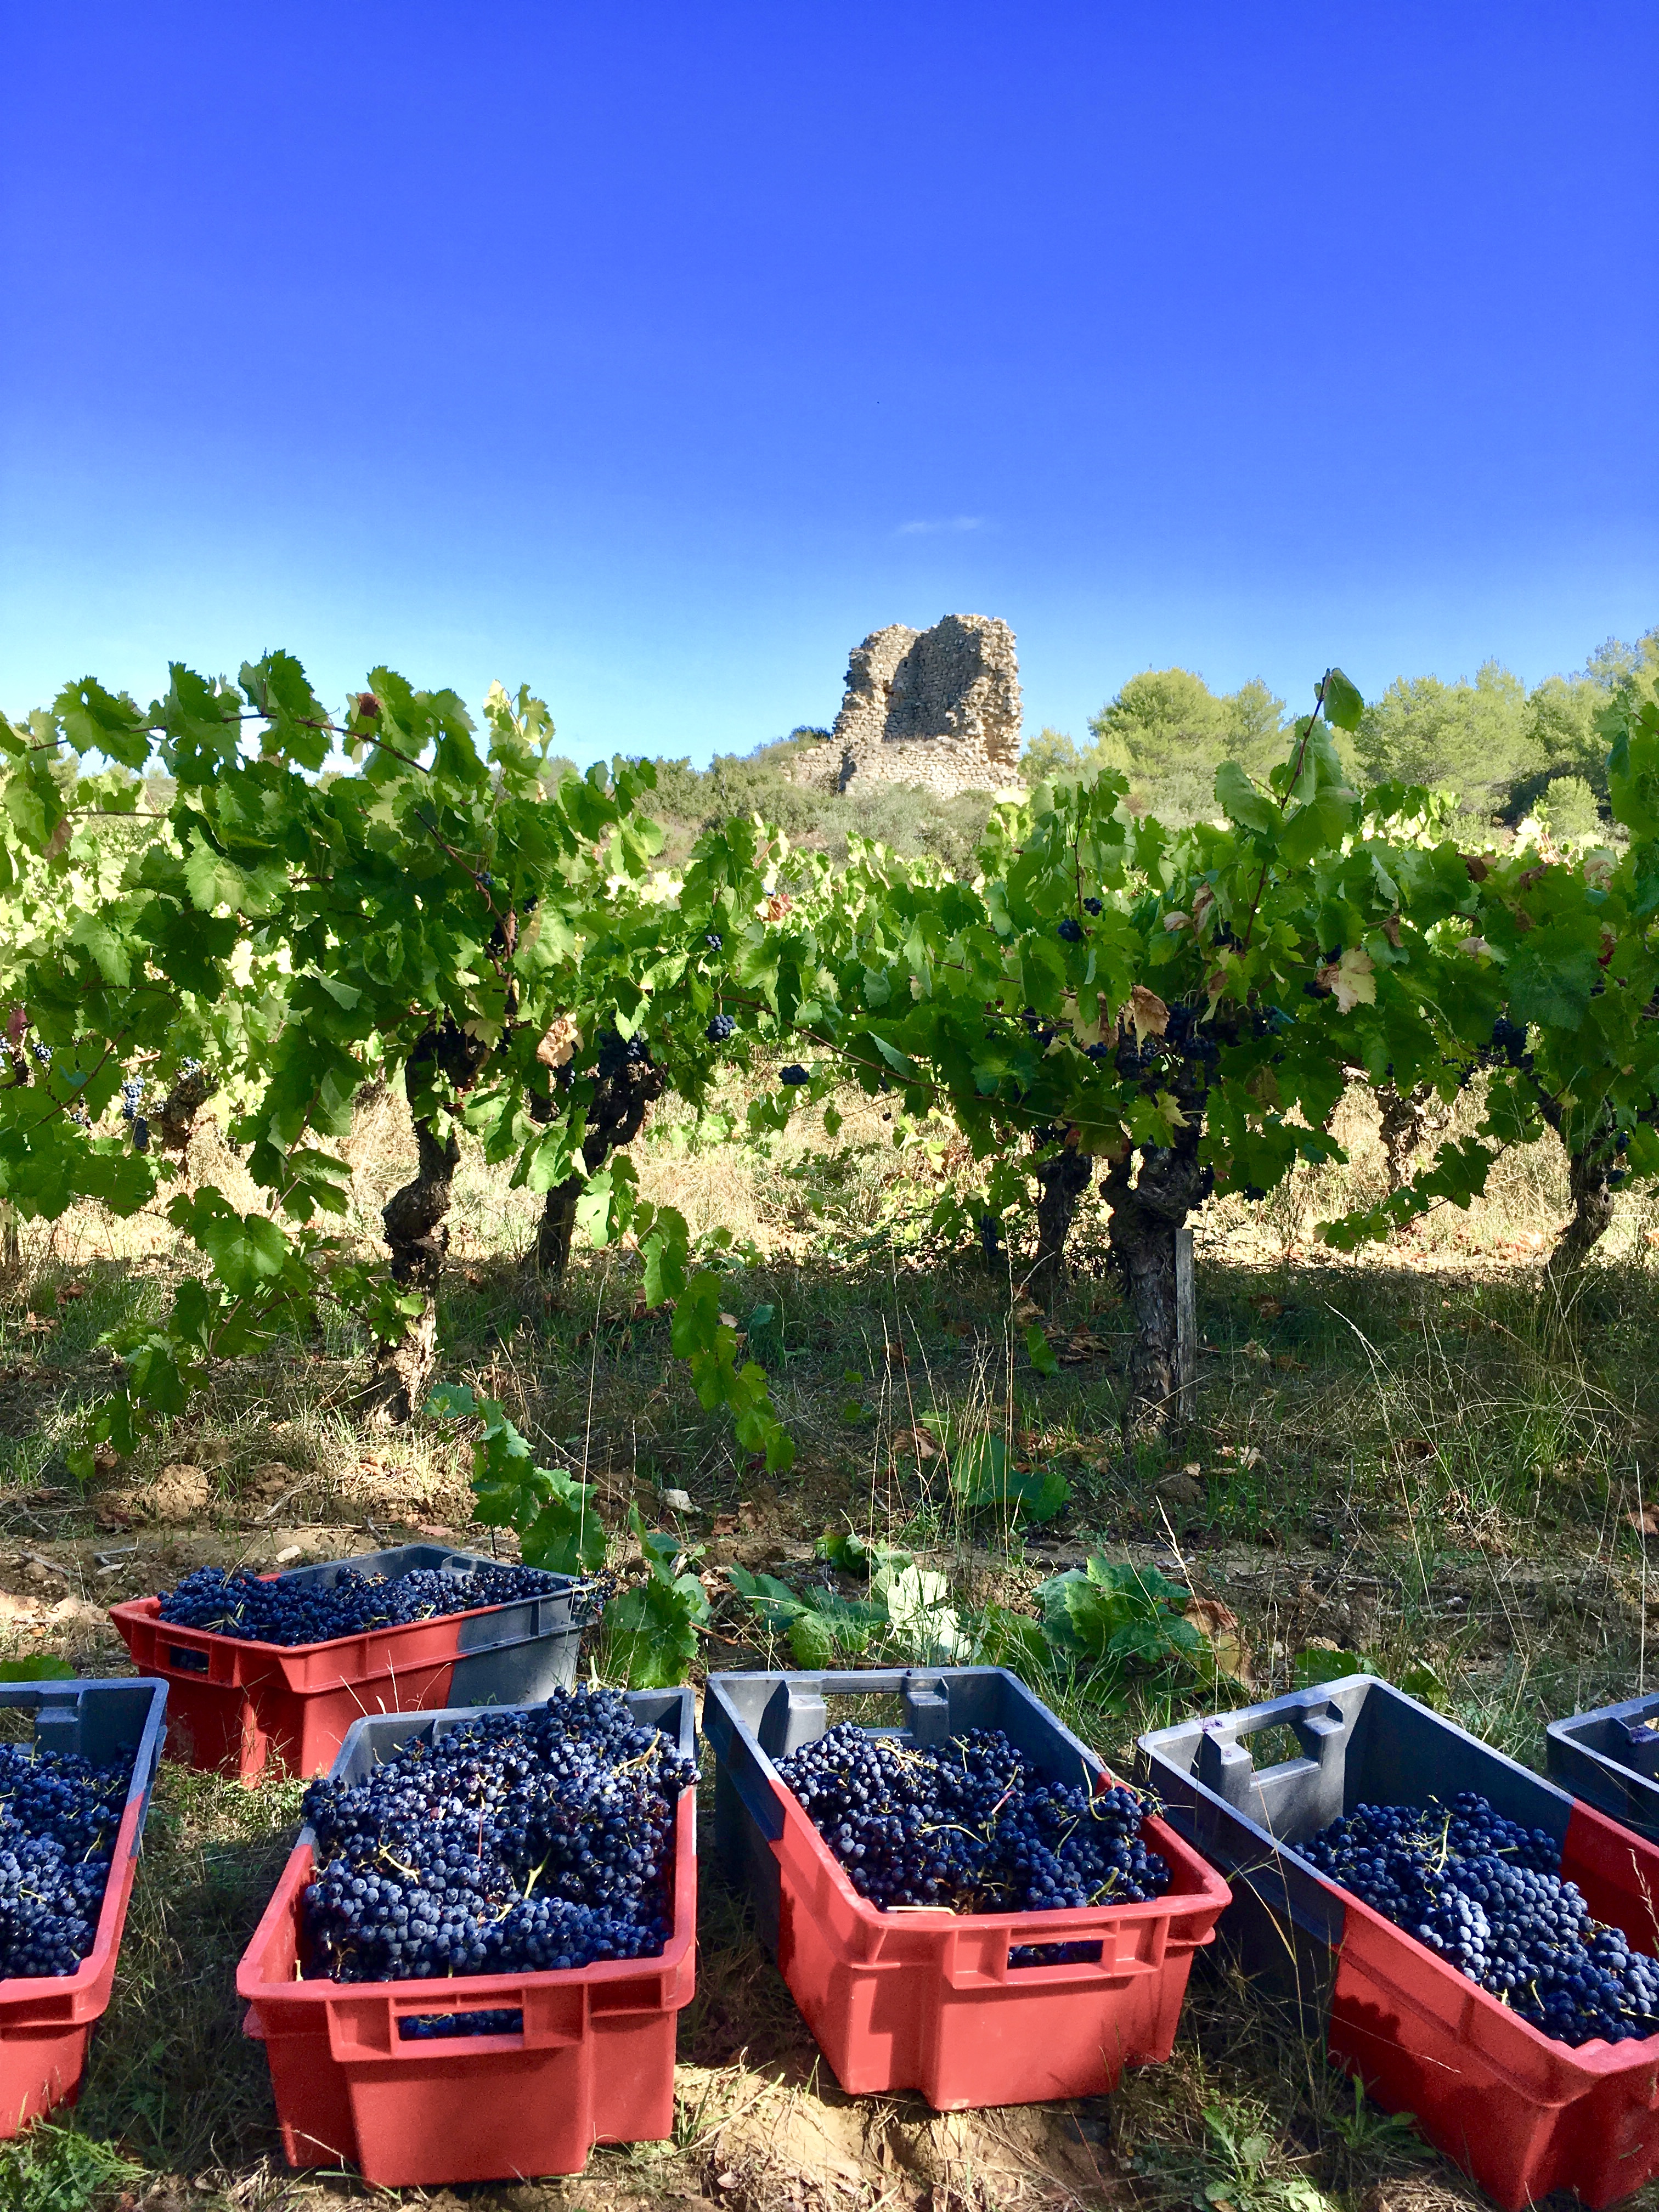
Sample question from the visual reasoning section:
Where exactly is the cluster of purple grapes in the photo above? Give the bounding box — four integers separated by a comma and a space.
157, 1561, 571, 1647
300, 1689, 696, 1983
0, 1741, 129, 1978
1303, 1791, 1659, 2047
774, 1722, 1169, 1951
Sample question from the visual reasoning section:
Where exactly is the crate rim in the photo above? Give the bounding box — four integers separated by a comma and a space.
1139, 1671, 1659, 2080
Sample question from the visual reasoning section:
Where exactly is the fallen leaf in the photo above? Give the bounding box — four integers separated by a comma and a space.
1273, 1353, 1307, 1372
1157, 1466, 1204, 1508
631, 1294, 650, 1321
890, 1428, 938, 1460
1628, 1506, 1659, 1538
1058, 1329, 1109, 1363
1250, 1295, 1284, 1320
1395, 1437, 1434, 1461
57, 1280, 88, 1304
1186, 1595, 1250, 1683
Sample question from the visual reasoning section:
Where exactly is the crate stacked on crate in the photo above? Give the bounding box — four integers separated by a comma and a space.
1139, 1674, 1659, 2211
111, 1543, 595, 1781
0, 1677, 168, 2135
236, 1683, 697, 2187
705, 1664, 1230, 2110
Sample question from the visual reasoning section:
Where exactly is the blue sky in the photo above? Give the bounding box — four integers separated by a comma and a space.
2, 3, 1654, 768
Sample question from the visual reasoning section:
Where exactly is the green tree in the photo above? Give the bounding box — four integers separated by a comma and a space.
1020, 726, 1088, 781
1224, 677, 1289, 771
1536, 774, 1601, 840
1082, 668, 1284, 825
1353, 661, 1530, 811
1088, 667, 1227, 775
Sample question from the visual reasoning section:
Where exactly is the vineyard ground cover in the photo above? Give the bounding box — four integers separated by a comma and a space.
3, 1081, 1659, 2205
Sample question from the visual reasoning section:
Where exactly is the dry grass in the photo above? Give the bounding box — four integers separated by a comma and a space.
7, 1079, 1659, 2207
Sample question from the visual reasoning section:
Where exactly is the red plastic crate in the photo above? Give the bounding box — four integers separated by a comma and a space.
707, 1666, 1231, 2110
0, 1679, 169, 2136
111, 1546, 582, 1782
1328, 1801, 1659, 2210
236, 1694, 696, 2187
1141, 1675, 1659, 2210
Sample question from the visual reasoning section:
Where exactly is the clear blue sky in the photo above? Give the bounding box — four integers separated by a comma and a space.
2, 3, 1654, 768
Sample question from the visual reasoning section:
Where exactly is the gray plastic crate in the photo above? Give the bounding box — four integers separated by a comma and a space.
705, 1664, 1116, 1950
1137, 1674, 1575, 2006
1547, 1687, 1659, 1839
113, 1544, 601, 1780
1138, 1677, 1659, 2210
2, 1675, 171, 1846
0, 1676, 171, 2133
237, 1686, 697, 2184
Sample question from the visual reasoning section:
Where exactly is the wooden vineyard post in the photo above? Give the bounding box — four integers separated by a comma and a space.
1175, 1225, 1196, 1422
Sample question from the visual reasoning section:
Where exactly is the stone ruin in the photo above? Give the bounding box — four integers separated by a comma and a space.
792, 612, 1023, 797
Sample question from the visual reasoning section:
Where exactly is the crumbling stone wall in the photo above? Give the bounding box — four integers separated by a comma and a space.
794, 613, 1024, 796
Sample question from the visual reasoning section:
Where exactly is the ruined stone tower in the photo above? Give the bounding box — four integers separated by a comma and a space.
793, 613, 1023, 796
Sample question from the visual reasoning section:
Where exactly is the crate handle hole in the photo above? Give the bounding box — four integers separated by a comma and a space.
167, 1647, 210, 1672
397, 2007, 524, 2041
1240, 1722, 1305, 1771
823, 1691, 909, 1733
1008, 1940, 1103, 1970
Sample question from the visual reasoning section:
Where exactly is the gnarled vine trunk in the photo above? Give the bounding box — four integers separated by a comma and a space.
532, 1046, 664, 1278
1546, 1144, 1617, 1287
1029, 1147, 1094, 1306
364, 1020, 489, 1425
1103, 1139, 1210, 1443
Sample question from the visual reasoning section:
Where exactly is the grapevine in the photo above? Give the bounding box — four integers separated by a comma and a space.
3, 651, 1658, 1650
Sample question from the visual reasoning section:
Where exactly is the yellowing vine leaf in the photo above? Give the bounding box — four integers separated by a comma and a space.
1316, 947, 1375, 1013
1129, 985, 1169, 1040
